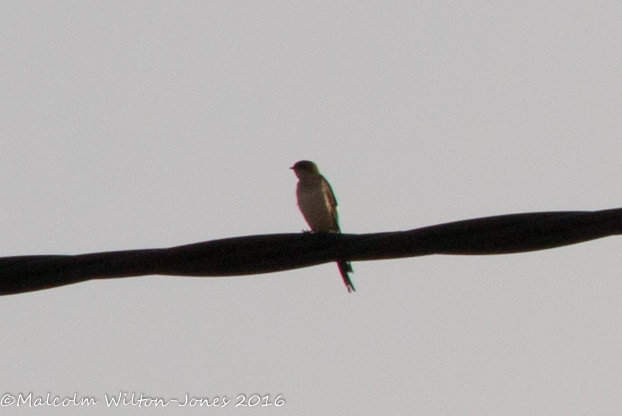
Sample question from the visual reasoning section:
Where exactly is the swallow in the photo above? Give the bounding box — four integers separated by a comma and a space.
290, 160, 355, 292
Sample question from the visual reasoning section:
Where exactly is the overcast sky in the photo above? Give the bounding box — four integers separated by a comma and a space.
2, 2, 622, 415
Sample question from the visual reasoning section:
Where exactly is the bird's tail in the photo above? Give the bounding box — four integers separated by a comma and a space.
337, 261, 355, 293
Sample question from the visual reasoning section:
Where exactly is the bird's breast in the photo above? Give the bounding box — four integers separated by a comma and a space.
296, 184, 338, 232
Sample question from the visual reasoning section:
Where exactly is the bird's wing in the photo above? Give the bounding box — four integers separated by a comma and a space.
321, 176, 341, 232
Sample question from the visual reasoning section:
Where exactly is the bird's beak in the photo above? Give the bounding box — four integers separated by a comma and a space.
289, 166, 294, 170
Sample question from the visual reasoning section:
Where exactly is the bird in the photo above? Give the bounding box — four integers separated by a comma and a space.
290, 160, 355, 292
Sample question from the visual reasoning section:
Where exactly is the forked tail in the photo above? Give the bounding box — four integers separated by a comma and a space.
337, 261, 355, 293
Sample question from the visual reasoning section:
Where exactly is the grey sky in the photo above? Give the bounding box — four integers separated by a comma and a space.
1, 2, 622, 415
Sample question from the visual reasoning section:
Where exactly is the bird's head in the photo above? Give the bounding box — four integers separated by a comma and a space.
290, 160, 320, 179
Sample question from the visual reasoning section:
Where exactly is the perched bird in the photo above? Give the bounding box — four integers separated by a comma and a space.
290, 160, 355, 292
